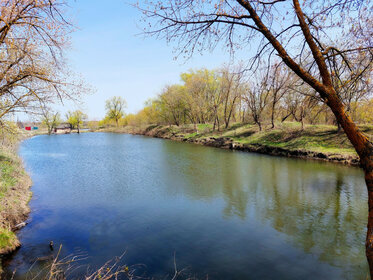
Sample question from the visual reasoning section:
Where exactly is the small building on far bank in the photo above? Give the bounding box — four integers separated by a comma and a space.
54, 123, 71, 134
18, 122, 39, 131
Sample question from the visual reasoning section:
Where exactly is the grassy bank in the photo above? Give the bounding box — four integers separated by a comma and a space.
0, 134, 32, 273
100, 122, 373, 165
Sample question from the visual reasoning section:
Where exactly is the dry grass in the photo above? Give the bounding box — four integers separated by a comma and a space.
12, 245, 193, 280
0, 143, 32, 273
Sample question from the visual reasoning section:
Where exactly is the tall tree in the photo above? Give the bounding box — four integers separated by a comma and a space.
105, 96, 127, 127
159, 85, 187, 126
66, 110, 87, 134
267, 64, 291, 129
41, 110, 61, 135
181, 69, 220, 125
138, 0, 373, 273
220, 64, 245, 129
0, 0, 81, 122
243, 72, 271, 131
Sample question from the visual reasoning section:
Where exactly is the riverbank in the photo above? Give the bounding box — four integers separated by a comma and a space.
100, 122, 373, 166
0, 131, 35, 273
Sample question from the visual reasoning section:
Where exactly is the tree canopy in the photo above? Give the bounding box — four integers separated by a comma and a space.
105, 96, 127, 126
0, 0, 83, 128
66, 110, 87, 133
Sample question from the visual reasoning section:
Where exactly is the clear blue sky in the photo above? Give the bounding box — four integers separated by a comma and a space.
63, 0, 247, 120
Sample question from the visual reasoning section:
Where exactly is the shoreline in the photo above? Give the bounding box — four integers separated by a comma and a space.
100, 124, 361, 167
0, 132, 36, 274
0, 129, 86, 275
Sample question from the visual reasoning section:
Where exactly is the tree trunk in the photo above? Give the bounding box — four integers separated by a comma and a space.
225, 107, 233, 129
172, 111, 179, 126
336, 119, 342, 133
271, 103, 276, 129
281, 112, 291, 123
324, 91, 373, 276
366, 169, 373, 276
257, 121, 262, 131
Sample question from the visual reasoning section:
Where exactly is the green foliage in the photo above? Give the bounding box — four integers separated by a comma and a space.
41, 111, 61, 135
66, 110, 87, 132
0, 152, 17, 199
197, 123, 212, 133
0, 228, 17, 251
105, 96, 127, 126
112, 65, 372, 131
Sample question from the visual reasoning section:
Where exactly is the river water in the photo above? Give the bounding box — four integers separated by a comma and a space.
4, 133, 369, 279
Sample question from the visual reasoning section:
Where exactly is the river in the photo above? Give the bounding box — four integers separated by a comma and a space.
4, 133, 369, 279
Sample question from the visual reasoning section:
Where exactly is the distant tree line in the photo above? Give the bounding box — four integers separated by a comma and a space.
102, 61, 372, 131
41, 110, 87, 135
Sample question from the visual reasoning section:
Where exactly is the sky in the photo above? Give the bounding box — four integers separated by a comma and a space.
61, 0, 245, 121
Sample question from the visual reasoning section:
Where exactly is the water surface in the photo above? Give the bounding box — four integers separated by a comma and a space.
4, 133, 369, 279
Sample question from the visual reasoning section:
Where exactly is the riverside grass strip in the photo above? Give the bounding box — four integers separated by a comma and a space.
99, 122, 373, 165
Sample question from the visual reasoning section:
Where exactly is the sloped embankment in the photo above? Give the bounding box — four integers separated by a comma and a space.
121, 124, 363, 166
0, 147, 32, 273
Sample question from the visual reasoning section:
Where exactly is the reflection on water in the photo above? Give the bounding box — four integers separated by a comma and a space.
4, 133, 368, 279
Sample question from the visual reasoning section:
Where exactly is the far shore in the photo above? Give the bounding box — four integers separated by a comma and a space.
96, 122, 373, 166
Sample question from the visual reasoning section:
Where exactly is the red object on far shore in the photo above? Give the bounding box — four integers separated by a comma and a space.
25, 127, 31, 131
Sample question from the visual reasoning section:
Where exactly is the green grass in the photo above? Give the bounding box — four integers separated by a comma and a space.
197, 123, 213, 132
0, 147, 28, 260
0, 227, 18, 273
0, 228, 17, 252
182, 122, 369, 156
224, 123, 359, 156
185, 132, 198, 138
113, 122, 373, 158
0, 153, 18, 200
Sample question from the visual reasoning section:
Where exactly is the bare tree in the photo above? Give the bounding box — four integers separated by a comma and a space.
220, 64, 245, 129
41, 110, 61, 135
138, 0, 373, 273
243, 72, 270, 131
328, 48, 373, 130
267, 63, 291, 129
0, 0, 82, 122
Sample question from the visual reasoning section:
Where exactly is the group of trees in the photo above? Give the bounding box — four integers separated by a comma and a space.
41, 110, 87, 134
119, 62, 372, 131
